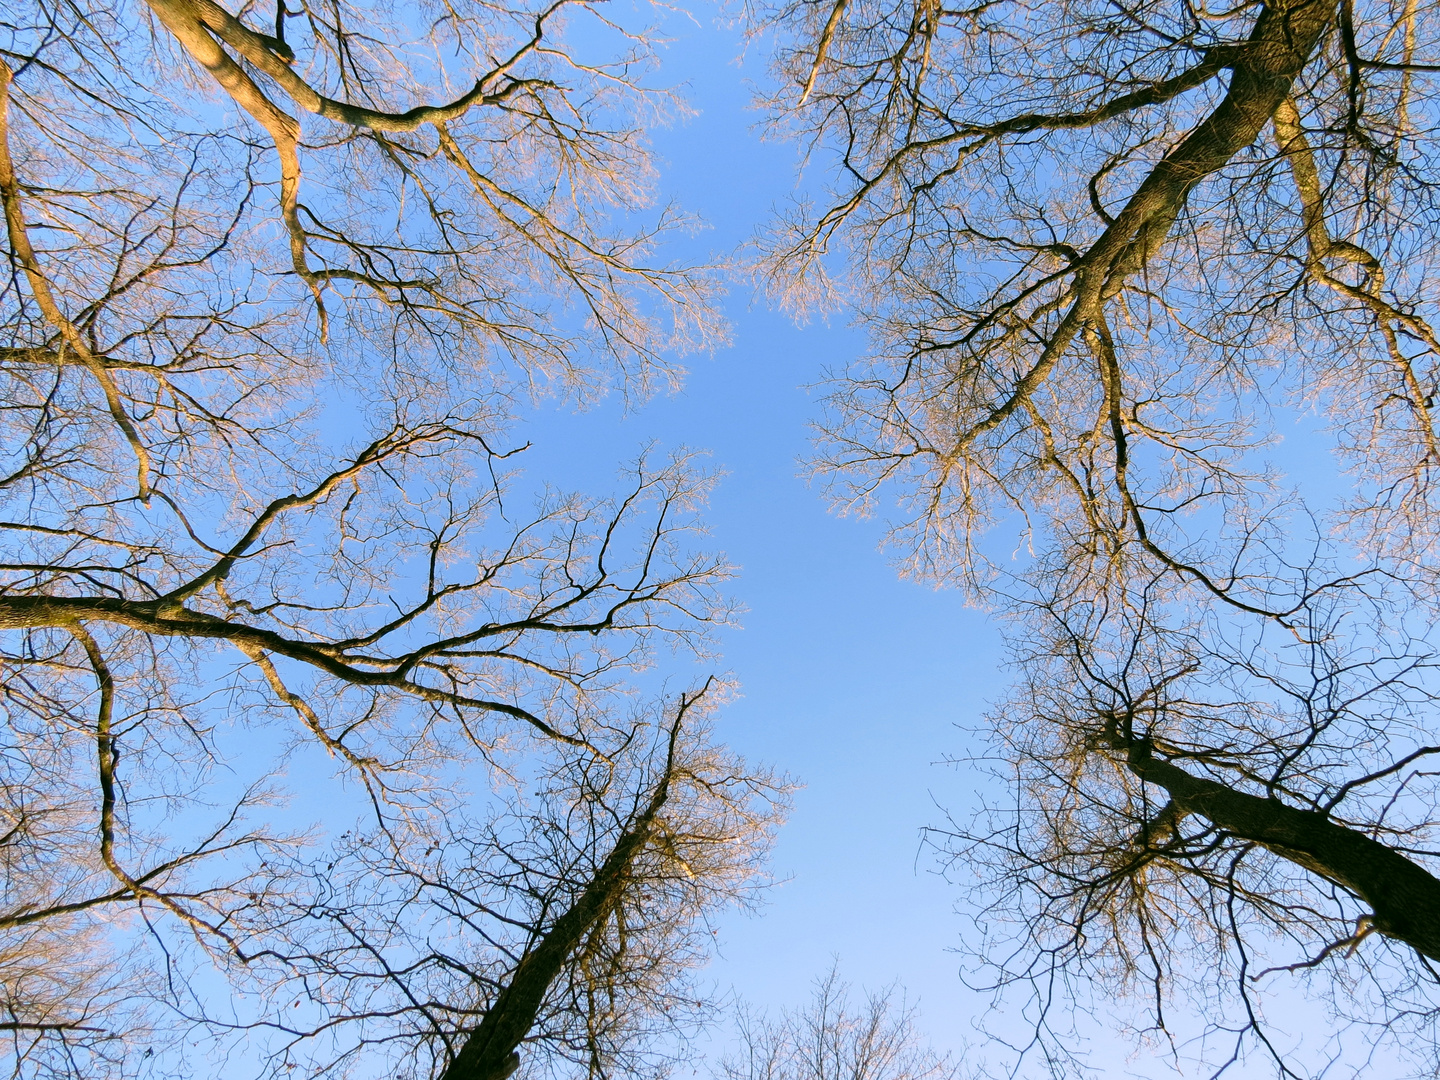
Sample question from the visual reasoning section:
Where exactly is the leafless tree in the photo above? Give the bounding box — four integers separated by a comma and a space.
721, 968, 957, 1080
199, 685, 785, 1080
0, 2, 783, 1078
751, 0, 1440, 1073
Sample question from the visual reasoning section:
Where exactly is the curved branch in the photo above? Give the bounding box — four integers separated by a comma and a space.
0, 62, 152, 499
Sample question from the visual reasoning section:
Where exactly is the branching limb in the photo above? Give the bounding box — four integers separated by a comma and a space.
0, 62, 152, 499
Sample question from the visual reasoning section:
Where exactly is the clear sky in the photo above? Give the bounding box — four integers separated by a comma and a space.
509, 9, 1008, 1064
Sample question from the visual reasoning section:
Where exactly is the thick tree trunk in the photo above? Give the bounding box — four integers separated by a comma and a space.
1120, 739, 1440, 961
963, 0, 1335, 447
436, 751, 676, 1080
1089, 0, 1334, 290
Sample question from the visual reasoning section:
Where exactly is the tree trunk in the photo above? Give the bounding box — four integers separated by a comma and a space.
1120, 738, 1440, 961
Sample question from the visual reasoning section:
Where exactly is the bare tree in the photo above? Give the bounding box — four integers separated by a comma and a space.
750, 0, 1440, 1073
0, 2, 783, 1078
205, 685, 785, 1080
721, 968, 956, 1080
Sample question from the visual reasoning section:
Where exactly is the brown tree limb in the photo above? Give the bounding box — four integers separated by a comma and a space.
1273, 94, 1440, 463
143, 0, 323, 328
0, 62, 153, 500
179, 0, 554, 133
71, 623, 245, 951
1, 594, 581, 743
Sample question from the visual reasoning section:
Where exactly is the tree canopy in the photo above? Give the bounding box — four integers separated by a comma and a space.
16, 0, 1440, 1077
752, 0, 1440, 1072
1, 2, 783, 1077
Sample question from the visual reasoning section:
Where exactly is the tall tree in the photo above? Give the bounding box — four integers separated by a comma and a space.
0, 3, 782, 1078
753, 0, 1440, 1072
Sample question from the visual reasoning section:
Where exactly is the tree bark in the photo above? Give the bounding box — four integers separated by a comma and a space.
1119, 737, 1440, 962
437, 729, 681, 1080
958, 0, 1335, 449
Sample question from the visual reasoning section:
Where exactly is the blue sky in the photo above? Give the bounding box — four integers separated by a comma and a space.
508, 10, 1007, 1060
